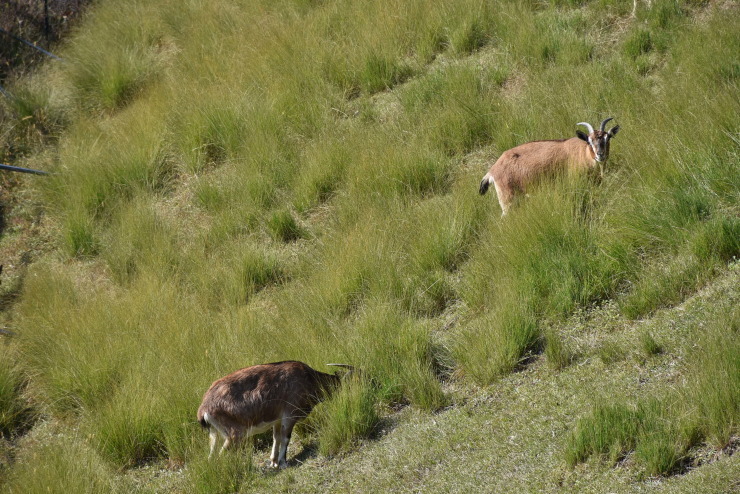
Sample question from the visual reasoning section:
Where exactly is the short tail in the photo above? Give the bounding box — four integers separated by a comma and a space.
479, 173, 492, 195
198, 411, 210, 429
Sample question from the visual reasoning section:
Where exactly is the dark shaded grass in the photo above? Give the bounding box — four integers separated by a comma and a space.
0, 352, 32, 438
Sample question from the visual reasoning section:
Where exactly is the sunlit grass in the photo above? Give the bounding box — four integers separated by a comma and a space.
566, 303, 739, 477
0, 0, 738, 488
313, 378, 379, 457
1, 434, 124, 494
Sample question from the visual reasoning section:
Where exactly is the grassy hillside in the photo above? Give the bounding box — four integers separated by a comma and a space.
0, 0, 738, 492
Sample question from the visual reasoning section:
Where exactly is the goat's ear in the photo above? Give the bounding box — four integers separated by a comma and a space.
608, 125, 620, 138
576, 130, 589, 142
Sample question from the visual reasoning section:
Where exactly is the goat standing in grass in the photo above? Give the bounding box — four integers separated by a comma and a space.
197, 360, 352, 468
479, 118, 620, 215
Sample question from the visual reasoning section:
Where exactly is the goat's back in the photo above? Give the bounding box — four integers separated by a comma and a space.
197, 361, 338, 429
491, 137, 590, 187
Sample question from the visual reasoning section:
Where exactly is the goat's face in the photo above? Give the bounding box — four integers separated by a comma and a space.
587, 129, 615, 162
576, 119, 620, 163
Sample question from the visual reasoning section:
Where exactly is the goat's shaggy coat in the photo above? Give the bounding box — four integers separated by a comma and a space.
197, 360, 344, 468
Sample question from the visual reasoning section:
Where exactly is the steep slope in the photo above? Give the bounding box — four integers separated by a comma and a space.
0, 0, 737, 492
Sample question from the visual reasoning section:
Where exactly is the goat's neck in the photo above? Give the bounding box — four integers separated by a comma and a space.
584, 142, 597, 164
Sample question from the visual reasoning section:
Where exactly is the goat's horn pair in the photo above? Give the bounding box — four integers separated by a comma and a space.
577, 122, 594, 134
600, 117, 614, 131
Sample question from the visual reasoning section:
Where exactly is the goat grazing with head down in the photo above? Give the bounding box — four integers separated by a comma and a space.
197, 360, 352, 468
479, 118, 620, 215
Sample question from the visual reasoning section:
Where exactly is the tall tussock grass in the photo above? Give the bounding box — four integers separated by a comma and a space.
1, 0, 738, 486
186, 448, 254, 494
1, 435, 126, 494
312, 377, 379, 457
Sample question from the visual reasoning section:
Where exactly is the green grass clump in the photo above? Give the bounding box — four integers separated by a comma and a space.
544, 330, 578, 370
632, 398, 698, 477
619, 215, 740, 318
186, 449, 253, 494
566, 401, 641, 466
334, 303, 447, 411
566, 398, 695, 477
314, 378, 379, 457
623, 28, 653, 60
1, 436, 123, 494
62, 1, 168, 112
409, 65, 502, 157
101, 196, 180, 284
293, 137, 350, 212
192, 241, 286, 308
88, 389, 167, 467
455, 302, 539, 383
687, 305, 740, 449
61, 208, 99, 258
458, 177, 620, 381
643, 0, 686, 29
360, 52, 414, 94
267, 209, 306, 243
567, 304, 739, 477
448, 16, 490, 55
638, 330, 662, 357
597, 341, 627, 365
46, 100, 174, 232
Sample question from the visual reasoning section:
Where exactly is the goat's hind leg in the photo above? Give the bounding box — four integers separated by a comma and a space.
208, 428, 219, 459
493, 178, 511, 217
206, 428, 231, 458
205, 418, 232, 457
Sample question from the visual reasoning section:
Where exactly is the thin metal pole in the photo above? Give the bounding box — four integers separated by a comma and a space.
45, 0, 51, 47
0, 84, 14, 100
0, 27, 62, 60
0, 163, 50, 175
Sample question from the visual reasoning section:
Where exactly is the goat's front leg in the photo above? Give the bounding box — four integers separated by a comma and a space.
270, 422, 283, 468
276, 419, 296, 469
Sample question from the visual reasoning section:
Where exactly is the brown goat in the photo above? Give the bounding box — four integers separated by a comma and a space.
479, 118, 620, 215
197, 360, 350, 468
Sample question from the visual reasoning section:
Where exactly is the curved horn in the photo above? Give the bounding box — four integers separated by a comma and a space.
326, 363, 355, 370
600, 117, 614, 131
327, 363, 356, 378
577, 122, 594, 135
